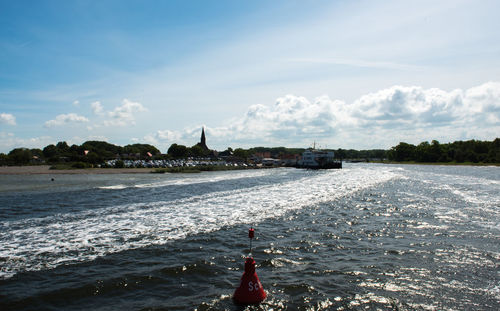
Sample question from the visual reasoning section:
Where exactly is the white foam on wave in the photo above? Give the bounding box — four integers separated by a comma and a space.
408, 168, 500, 231
98, 184, 128, 190
97, 169, 272, 190
420, 170, 499, 206
0, 167, 399, 279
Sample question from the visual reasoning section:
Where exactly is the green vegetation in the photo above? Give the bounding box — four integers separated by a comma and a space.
167, 143, 189, 158
387, 139, 499, 164
0, 141, 161, 167
0, 138, 498, 167
248, 146, 305, 156
166, 143, 214, 158
334, 148, 387, 161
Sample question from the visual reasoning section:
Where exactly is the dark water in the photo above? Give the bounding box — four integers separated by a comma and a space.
0, 164, 498, 310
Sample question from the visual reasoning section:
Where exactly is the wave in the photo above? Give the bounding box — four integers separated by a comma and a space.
0, 167, 399, 279
98, 184, 128, 190
405, 168, 500, 232
97, 169, 273, 190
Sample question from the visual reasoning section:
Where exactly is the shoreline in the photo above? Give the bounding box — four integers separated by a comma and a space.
0, 165, 154, 175
371, 161, 500, 167
1, 161, 498, 175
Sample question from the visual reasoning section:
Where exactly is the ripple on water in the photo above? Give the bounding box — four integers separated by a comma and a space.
0, 165, 499, 310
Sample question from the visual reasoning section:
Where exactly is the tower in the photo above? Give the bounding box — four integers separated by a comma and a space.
198, 127, 209, 151
201, 127, 206, 147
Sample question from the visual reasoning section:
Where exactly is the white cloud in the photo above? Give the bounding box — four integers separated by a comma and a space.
44, 113, 89, 128
351, 82, 500, 130
73, 100, 80, 107
0, 132, 54, 151
104, 99, 147, 127
91, 101, 104, 115
350, 85, 464, 128
463, 81, 500, 124
87, 135, 108, 141
0, 113, 16, 125
141, 95, 347, 148
144, 82, 500, 150
232, 94, 342, 139
140, 134, 159, 146
156, 129, 183, 142
140, 127, 199, 149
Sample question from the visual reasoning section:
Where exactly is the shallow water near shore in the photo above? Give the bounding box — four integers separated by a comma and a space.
0, 164, 498, 310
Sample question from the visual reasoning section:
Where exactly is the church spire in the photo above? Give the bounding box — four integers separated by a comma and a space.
201, 127, 206, 145
198, 127, 208, 150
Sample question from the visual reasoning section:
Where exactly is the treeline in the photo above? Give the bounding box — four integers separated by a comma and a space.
0, 140, 239, 166
244, 146, 386, 161
387, 139, 499, 163
248, 146, 305, 156
1, 138, 498, 166
0, 141, 161, 166
167, 145, 306, 160
237, 146, 305, 160
334, 148, 387, 160
166, 143, 214, 158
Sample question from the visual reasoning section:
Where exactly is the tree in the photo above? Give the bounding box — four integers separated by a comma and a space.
0, 153, 8, 165
335, 148, 346, 160
82, 141, 122, 159
86, 152, 102, 165
189, 145, 206, 158
8, 148, 32, 165
56, 141, 70, 154
465, 150, 478, 163
429, 140, 442, 162
371, 149, 387, 160
30, 148, 43, 158
415, 142, 431, 162
233, 148, 248, 160
488, 148, 499, 163
388, 142, 416, 161
43, 144, 58, 158
124, 144, 160, 158
168, 144, 188, 158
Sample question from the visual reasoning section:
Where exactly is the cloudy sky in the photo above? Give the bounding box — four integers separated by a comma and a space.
1, 0, 499, 153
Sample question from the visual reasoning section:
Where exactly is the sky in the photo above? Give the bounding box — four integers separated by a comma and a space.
1, 0, 499, 153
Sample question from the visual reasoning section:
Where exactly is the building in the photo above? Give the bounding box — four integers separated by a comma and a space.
196, 127, 209, 151
279, 153, 300, 166
195, 127, 218, 157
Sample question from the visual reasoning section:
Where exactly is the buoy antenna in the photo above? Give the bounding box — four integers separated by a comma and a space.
248, 227, 255, 255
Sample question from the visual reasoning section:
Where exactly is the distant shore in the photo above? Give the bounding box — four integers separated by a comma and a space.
0, 165, 154, 175
372, 161, 500, 166
2, 161, 498, 175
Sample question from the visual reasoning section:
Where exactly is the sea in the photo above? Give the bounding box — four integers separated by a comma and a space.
0, 163, 498, 310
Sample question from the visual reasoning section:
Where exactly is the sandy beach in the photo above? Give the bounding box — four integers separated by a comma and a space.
0, 165, 154, 175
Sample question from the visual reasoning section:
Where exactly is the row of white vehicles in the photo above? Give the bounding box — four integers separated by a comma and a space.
104, 159, 249, 168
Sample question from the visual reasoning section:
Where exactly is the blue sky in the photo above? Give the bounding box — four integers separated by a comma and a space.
1, 0, 499, 153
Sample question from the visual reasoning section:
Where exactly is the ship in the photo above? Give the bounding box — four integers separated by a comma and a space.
295, 148, 342, 169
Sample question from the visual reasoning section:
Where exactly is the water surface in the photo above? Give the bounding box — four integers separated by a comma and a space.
0, 164, 498, 310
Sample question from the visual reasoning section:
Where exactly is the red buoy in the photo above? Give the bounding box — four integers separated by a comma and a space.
248, 228, 255, 239
233, 257, 266, 305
